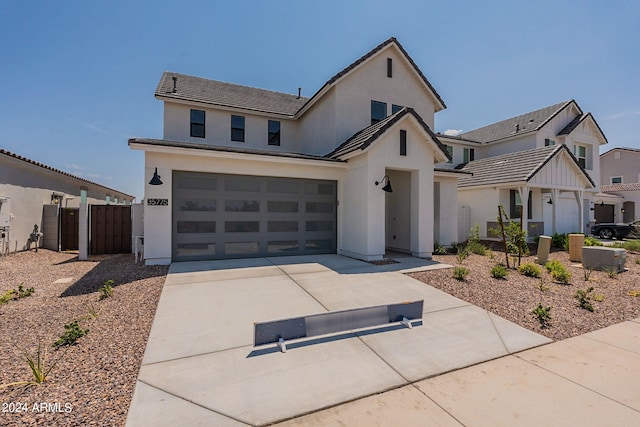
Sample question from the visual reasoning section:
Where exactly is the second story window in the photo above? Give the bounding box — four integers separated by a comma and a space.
574, 144, 587, 168
400, 130, 407, 156
444, 145, 453, 163
611, 176, 623, 184
544, 138, 555, 146
463, 147, 475, 163
387, 58, 393, 78
231, 115, 245, 142
268, 120, 281, 146
190, 109, 205, 138
371, 100, 387, 125
392, 104, 404, 114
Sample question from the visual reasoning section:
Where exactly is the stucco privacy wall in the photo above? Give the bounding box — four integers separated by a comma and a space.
434, 175, 458, 245
0, 154, 132, 253
141, 149, 346, 265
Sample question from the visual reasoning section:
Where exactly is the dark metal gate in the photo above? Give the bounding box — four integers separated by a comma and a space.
90, 205, 132, 254
60, 208, 79, 251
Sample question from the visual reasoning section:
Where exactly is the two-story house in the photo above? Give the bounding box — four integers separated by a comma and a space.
599, 147, 640, 223
130, 38, 461, 264
436, 100, 607, 240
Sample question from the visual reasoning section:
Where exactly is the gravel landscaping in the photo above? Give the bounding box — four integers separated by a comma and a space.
0, 250, 168, 427
409, 246, 640, 341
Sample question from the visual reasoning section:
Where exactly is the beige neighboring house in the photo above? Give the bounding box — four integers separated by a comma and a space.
0, 149, 134, 253
599, 147, 640, 223
437, 100, 607, 240
130, 37, 463, 265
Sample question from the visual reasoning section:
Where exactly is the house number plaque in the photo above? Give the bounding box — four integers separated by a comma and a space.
147, 198, 168, 206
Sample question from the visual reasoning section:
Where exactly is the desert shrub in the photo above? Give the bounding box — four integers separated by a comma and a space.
583, 236, 602, 247
433, 242, 448, 255
53, 321, 89, 348
99, 280, 114, 300
467, 241, 487, 256
453, 266, 469, 281
456, 247, 469, 264
532, 303, 552, 328
551, 233, 568, 250
490, 264, 508, 279
519, 262, 542, 278
546, 261, 571, 284
574, 287, 595, 312
613, 240, 640, 252
545, 260, 564, 273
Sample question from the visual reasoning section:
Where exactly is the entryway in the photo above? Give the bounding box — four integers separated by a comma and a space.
384, 169, 411, 254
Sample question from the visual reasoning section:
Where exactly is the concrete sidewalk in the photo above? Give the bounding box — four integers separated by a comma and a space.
126, 254, 553, 426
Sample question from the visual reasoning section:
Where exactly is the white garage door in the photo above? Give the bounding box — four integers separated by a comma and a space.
172, 172, 337, 261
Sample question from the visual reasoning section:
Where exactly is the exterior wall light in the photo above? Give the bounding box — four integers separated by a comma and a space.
149, 168, 163, 186
375, 175, 393, 193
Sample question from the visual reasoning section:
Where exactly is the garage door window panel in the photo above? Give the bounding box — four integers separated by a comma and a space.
225, 176, 260, 192
180, 199, 216, 212
305, 240, 334, 251
225, 221, 260, 233
177, 221, 216, 233
306, 202, 334, 213
225, 200, 260, 212
268, 221, 299, 232
268, 201, 299, 213
225, 242, 259, 255
177, 243, 216, 257
268, 241, 299, 253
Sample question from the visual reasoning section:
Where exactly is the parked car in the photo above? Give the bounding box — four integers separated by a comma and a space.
591, 220, 640, 240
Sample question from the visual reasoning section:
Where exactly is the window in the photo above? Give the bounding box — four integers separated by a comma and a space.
392, 104, 404, 114
371, 100, 387, 125
510, 190, 532, 220
268, 120, 280, 146
387, 58, 392, 77
190, 109, 205, 138
611, 176, 623, 184
574, 144, 587, 168
544, 138, 555, 147
463, 147, 475, 163
400, 130, 407, 156
231, 115, 245, 142
444, 145, 453, 163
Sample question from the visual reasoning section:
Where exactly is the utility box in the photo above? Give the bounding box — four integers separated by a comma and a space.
582, 247, 626, 273
568, 234, 585, 262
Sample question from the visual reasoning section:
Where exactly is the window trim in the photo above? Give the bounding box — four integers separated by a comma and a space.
190, 109, 206, 138
231, 115, 245, 142
610, 176, 623, 184
268, 120, 281, 146
574, 143, 587, 168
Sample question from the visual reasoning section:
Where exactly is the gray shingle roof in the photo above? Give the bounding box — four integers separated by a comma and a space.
325, 108, 449, 160
457, 144, 595, 188
128, 138, 344, 163
459, 101, 576, 143
155, 72, 309, 116
601, 146, 640, 157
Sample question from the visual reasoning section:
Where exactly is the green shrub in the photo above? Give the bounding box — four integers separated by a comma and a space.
53, 321, 89, 348
551, 233, 568, 250
519, 262, 542, 278
467, 241, 487, 256
99, 280, 114, 300
574, 287, 595, 312
583, 236, 603, 247
456, 247, 469, 264
532, 303, 552, 328
0, 289, 15, 305
490, 264, 508, 279
453, 266, 469, 281
433, 242, 448, 255
546, 261, 571, 284
545, 260, 564, 273
612, 240, 640, 252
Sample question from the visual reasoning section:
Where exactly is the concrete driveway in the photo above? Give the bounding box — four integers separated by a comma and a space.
126, 254, 550, 426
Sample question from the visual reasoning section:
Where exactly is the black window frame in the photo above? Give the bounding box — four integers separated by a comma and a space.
231, 115, 245, 142
463, 147, 475, 163
392, 104, 404, 114
268, 120, 281, 146
400, 130, 407, 156
510, 190, 532, 220
190, 109, 206, 138
371, 100, 387, 125
387, 58, 393, 78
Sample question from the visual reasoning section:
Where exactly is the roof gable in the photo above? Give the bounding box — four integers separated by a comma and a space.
296, 38, 446, 117
459, 100, 578, 143
558, 112, 608, 145
458, 144, 595, 188
325, 108, 449, 161
155, 72, 308, 116
601, 146, 640, 158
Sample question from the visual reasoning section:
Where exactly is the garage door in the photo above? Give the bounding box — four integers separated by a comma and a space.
172, 171, 337, 261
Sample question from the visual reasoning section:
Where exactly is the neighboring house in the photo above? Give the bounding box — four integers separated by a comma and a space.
130, 37, 462, 265
0, 149, 134, 253
599, 147, 640, 223
437, 100, 607, 240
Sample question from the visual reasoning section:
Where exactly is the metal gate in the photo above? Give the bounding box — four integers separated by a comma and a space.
90, 205, 132, 254
60, 208, 79, 251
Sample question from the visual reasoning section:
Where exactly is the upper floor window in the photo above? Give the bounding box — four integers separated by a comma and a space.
544, 138, 555, 146
463, 147, 475, 163
190, 109, 205, 138
268, 120, 281, 146
574, 144, 587, 168
444, 144, 453, 163
231, 115, 245, 142
392, 104, 404, 114
400, 130, 407, 156
611, 176, 623, 184
371, 100, 387, 125
387, 58, 393, 78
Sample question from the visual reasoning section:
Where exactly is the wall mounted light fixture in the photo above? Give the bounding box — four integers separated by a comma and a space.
149, 168, 163, 186
375, 175, 393, 193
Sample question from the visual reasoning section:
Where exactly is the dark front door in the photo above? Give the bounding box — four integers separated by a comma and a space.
90, 205, 132, 254
594, 204, 614, 223
60, 208, 79, 251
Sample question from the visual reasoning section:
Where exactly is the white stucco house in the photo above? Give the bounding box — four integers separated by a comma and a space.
599, 147, 640, 223
437, 100, 607, 240
130, 38, 464, 265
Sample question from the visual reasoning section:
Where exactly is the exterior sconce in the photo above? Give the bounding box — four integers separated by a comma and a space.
544, 196, 553, 205
621, 208, 626, 214
51, 193, 63, 205
375, 175, 393, 193
149, 167, 163, 186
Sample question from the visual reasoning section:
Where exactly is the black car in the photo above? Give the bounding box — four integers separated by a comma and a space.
591, 220, 640, 240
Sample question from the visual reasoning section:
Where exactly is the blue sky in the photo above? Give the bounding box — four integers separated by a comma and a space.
1, 1, 638, 201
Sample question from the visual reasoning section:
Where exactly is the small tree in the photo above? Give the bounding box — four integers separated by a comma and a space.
492, 205, 528, 268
